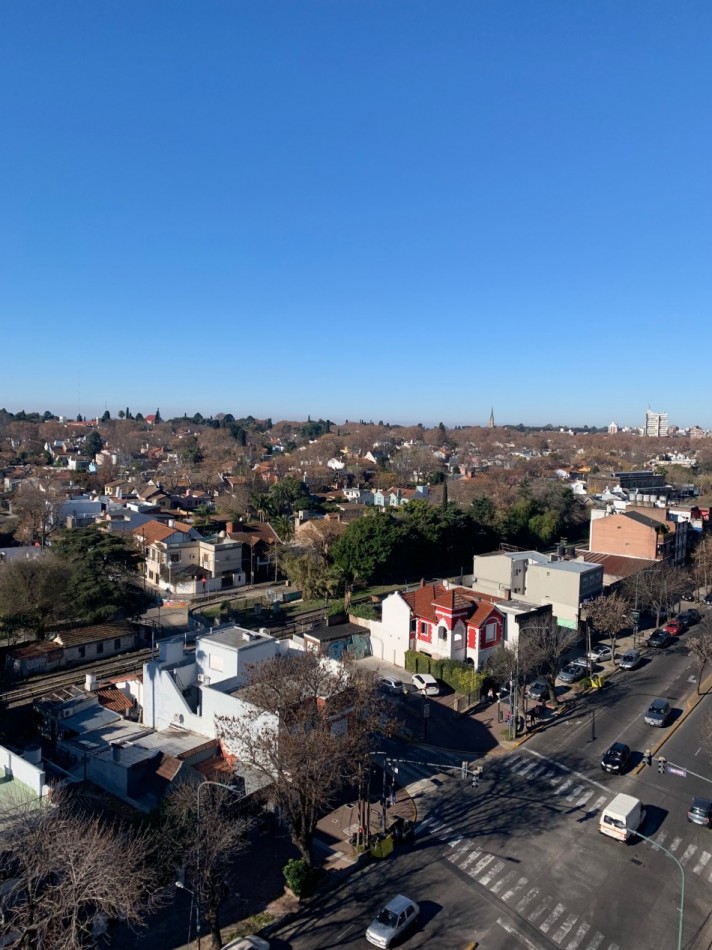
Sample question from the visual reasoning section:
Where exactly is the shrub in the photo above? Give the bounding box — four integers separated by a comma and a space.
282, 858, 318, 898
403, 650, 485, 693
349, 602, 379, 621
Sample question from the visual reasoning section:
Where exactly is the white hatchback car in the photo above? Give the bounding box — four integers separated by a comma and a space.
411, 673, 440, 695
366, 894, 420, 948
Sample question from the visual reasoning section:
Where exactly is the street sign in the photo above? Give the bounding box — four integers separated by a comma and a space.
423, 703, 431, 718
666, 765, 688, 778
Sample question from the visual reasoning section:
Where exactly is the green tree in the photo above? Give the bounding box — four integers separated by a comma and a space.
83, 430, 103, 457
331, 512, 405, 584
52, 526, 153, 623
0, 555, 72, 640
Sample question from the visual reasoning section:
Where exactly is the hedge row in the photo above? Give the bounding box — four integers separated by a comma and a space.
403, 649, 486, 694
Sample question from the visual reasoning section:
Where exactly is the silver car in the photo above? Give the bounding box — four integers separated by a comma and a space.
366, 894, 420, 948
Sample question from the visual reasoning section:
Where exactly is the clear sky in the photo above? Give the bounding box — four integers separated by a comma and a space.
1, 2, 710, 429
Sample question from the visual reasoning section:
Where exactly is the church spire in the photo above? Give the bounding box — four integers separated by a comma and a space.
488, 407, 495, 428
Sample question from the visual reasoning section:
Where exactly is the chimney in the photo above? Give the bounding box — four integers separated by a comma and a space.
226, 521, 234, 534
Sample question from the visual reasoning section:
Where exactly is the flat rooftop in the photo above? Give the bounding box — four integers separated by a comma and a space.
198, 625, 274, 651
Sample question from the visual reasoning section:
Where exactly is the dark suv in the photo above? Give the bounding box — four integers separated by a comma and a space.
601, 742, 631, 774
645, 698, 672, 727
688, 798, 712, 827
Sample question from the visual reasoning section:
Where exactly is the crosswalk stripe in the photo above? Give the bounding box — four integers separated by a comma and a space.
491, 869, 517, 895
575, 790, 594, 808
540, 902, 565, 934
670, 836, 682, 853
651, 831, 668, 852
528, 763, 549, 779
584, 932, 605, 949
550, 773, 565, 786
528, 894, 553, 923
502, 875, 529, 904
555, 779, 573, 796
447, 844, 471, 865
480, 859, 506, 887
566, 920, 591, 950
470, 854, 495, 878
459, 849, 482, 871
516, 886, 540, 913
514, 760, 538, 776
447, 835, 463, 848
591, 794, 607, 812
680, 844, 697, 866
608, 943, 620, 950
504, 755, 523, 771
566, 785, 585, 802
553, 912, 578, 944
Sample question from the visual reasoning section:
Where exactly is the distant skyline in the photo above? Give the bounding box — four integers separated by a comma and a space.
2, 3, 711, 427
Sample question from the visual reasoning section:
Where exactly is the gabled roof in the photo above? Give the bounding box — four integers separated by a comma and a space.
401, 583, 501, 627
132, 520, 177, 544
623, 510, 668, 530
95, 686, 134, 713
52, 622, 135, 648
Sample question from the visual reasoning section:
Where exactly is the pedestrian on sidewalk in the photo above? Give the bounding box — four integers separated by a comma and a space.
487, 687, 495, 703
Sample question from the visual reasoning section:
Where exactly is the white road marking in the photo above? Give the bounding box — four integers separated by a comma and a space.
669, 836, 682, 853
447, 844, 471, 864
555, 779, 574, 796
651, 831, 668, 852
680, 844, 697, 866
575, 790, 594, 808
591, 794, 608, 813
566, 785, 585, 802
516, 886, 540, 913
566, 920, 591, 949
515, 760, 539, 776
497, 917, 540, 950
540, 902, 565, 933
459, 849, 482, 871
526, 750, 610, 792
491, 869, 516, 895
584, 933, 605, 949
553, 912, 579, 944
480, 859, 506, 887
528, 894, 553, 923
470, 854, 495, 878
502, 875, 529, 903
447, 835, 463, 847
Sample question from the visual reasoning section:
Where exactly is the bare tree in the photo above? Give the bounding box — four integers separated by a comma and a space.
687, 618, 712, 695
162, 781, 250, 949
11, 477, 64, 547
583, 592, 633, 659
623, 564, 691, 626
518, 616, 580, 703
0, 788, 161, 949
215, 652, 389, 867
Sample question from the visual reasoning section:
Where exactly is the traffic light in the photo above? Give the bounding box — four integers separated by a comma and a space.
643, 749, 652, 767
658, 756, 667, 774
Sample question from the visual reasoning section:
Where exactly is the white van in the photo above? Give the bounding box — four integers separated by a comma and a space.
599, 793, 645, 842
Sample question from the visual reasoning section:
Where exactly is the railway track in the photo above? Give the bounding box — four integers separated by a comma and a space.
1, 648, 154, 708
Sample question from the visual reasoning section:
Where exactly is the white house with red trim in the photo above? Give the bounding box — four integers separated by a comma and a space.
367, 582, 506, 670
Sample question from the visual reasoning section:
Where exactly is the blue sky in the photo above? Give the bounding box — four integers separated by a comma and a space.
1, 2, 710, 429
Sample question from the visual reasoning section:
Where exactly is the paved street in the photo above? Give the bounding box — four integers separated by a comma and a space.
267, 626, 712, 950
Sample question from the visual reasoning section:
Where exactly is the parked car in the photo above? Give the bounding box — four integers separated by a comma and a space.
366, 894, 420, 948
557, 663, 586, 685
380, 675, 404, 693
645, 698, 672, 727
688, 797, 712, 827
647, 629, 673, 649
679, 609, 701, 626
223, 937, 271, 950
571, 656, 591, 670
618, 649, 642, 671
601, 741, 631, 774
526, 678, 549, 701
664, 618, 686, 636
411, 673, 440, 696
587, 645, 613, 663
705, 593, 712, 606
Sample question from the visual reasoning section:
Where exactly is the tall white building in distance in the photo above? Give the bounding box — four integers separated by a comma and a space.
645, 409, 669, 437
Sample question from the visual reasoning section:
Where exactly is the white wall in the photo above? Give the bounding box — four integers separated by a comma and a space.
369, 593, 412, 667
0, 744, 47, 798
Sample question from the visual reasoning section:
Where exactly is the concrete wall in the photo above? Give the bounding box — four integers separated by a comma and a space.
368, 593, 412, 667
590, 513, 658, 559
62, 631, 136, 666
0, 744, 47, 798
472, 554, 517, 596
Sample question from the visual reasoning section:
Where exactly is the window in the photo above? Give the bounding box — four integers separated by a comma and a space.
114, 639, 121, 650
420, 621, 428, 635
209, 653, 224, 672
78, 646, 85, 658
96, 642, 104, 654
485, 621, 498, 643
438, 626, 447, 641
170, 553, 180, 563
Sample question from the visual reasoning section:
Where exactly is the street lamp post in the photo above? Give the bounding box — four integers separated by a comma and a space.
630, 828, 685, 950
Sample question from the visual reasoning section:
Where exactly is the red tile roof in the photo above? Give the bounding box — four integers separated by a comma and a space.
95, 687, 134, 713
